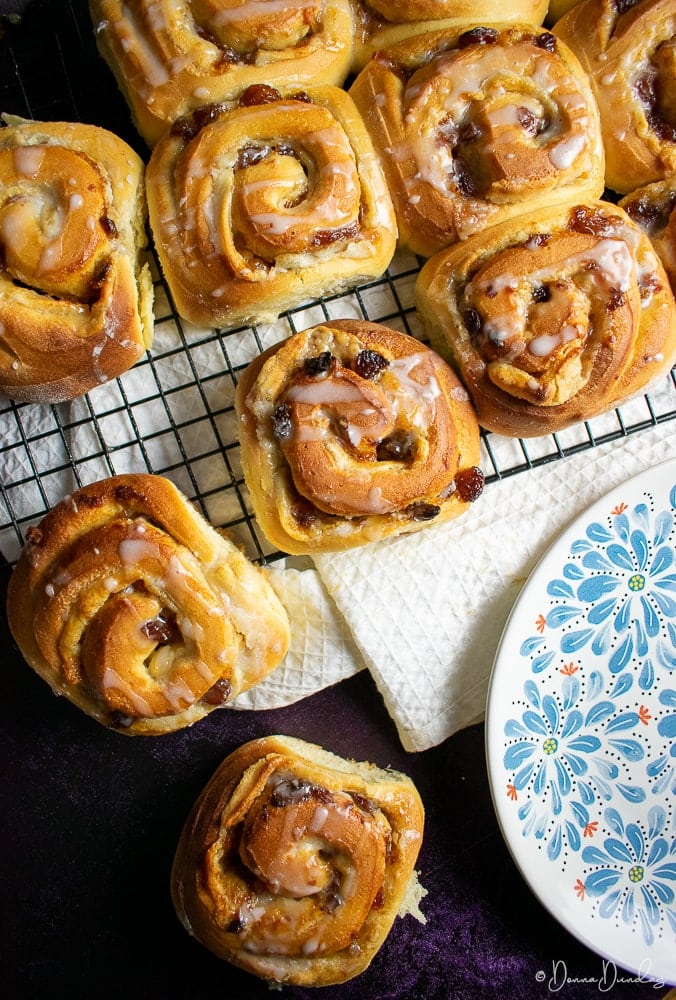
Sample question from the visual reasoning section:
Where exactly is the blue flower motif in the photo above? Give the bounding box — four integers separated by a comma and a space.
581, 806, 676, 946
503, 675, 647, 861
523, 497, 676, 689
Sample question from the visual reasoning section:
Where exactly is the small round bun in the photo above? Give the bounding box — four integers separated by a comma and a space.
0, 116, 153, 403
6, 474, 290, 735
235, 318, 484, 554
171, 734, 426, 987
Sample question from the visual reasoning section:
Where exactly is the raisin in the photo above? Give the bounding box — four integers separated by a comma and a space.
320, 890, 343, 914
91, 261, 112, 294
304, 352, 333, 377
351, 792, 377, 814
568, 205, 620, 237
141, 609, 181, 645
289, 91, 312, 103
100, 216, 118, 238
406, 502, 441, 521
354, 349, 388, 380
454, 156, 478, 197
202, 678, 232, 706
458, 26, 498, 48
170, 116, 198, 142
532, 284, 550, 303
455, 466, 485, 503
192, 102, 229, 131
109, 711, 134, 729
637, 77, 676, 142
534, 32, 557, 52
463, 308, 482, 335
376, 431, 415, 461
271, 403, 293, 440
614, 0, 640, 13
517, 107, 541, 136
239, 84, 281, 107
226, 917, 245, 934
623, 196, 661, 229
270, 777, 314, 806
237, 144, 268, 169
214, 47, 240, 69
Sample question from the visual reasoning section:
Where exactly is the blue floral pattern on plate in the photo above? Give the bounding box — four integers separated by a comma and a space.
486, 461, 676, 986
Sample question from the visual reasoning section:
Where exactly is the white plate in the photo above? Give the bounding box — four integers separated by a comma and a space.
486, 459, 676, 986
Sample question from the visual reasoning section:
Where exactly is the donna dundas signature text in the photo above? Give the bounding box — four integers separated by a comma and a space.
535, 959, 666, 992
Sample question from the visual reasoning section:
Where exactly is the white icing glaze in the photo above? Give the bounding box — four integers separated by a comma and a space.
12, 145, 44, 177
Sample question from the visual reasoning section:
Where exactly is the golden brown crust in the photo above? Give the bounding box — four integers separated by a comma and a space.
349, 24, 604, 257
552, 0, 676, 194
234, 318, 483, 555
0, 117, 153, 403
545, 0, 582, 23
620, 177, 676, 295
6, 474, 290, 735
353, 1, 549, 70
89, 0, 356, 146
416, 200, 676, 437
171, 734, 425, 987
145, 85, 396, 329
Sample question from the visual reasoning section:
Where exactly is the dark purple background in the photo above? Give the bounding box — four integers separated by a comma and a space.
0, 2, 672, 997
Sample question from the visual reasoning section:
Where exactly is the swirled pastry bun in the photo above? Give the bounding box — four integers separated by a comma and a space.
234, 318, 483, 555
353, 0, 549, 70
6, 474, 290, 735
349, 24, 604, 257
90, 0, 355, 146
171, 735, 426, 987
416, 200, 676, 438
0, 116, 153, 403
145, 84, 396, 329
553, 0, 676, 193
620, 178, 676, 294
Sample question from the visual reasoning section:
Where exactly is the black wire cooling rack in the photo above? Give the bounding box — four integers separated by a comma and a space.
1, 0, 675, 568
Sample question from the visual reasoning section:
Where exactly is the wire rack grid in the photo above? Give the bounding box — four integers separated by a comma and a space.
1, 0, 675, 569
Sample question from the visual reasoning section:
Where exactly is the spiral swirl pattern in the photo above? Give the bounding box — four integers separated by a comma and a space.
553, 0, 676, 193
146, 85, 396, 328
171, 735, 425, 986
0, 118, 152, 403
416, 200, 676, 437
6, 474, 290, 734
90, 0, 355, 145
349, 25, 604, 256
235, 319, 483, 554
